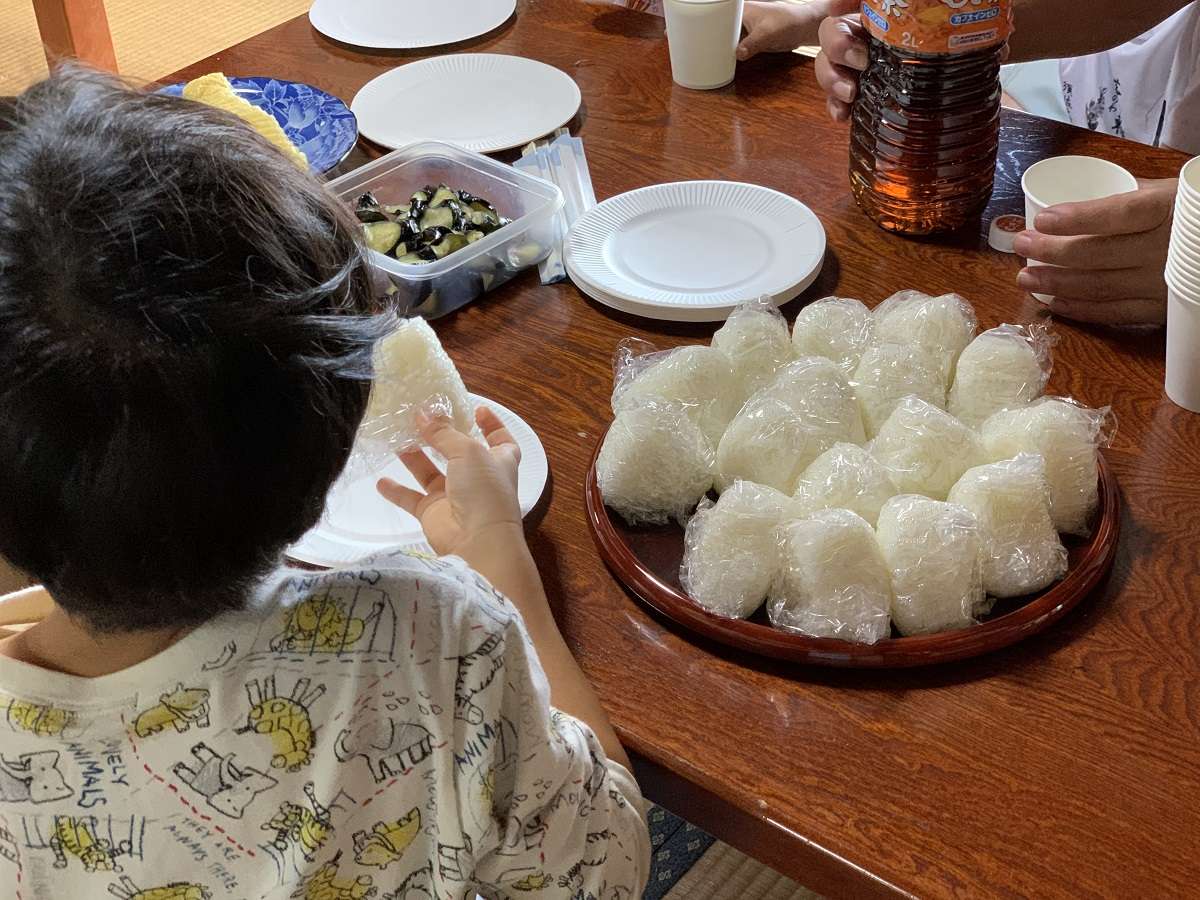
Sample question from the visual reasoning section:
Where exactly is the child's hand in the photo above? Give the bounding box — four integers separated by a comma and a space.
378, 407, 522, 557
737, 1, 823, 60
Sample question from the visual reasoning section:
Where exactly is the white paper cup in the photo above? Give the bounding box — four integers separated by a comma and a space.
1168, 256, 1200, 299
663, 0, 744, 90
1022, 156, 1138, 303
1180, 156, 1200, 205
1166, 285, 1200, 413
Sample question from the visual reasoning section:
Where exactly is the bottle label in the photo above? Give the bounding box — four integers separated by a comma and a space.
861, 0, 1013, 54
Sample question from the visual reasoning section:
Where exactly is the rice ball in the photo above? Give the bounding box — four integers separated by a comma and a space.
711, 298, 793, 404
597, 402, 714, 526
947, 454, 1069, 598
680, 481, 792, 619
979, 398, 1107, 536
792, 443, 898, 527
852, 342, 947, 437
870, 397, 984, 500
873, 290, 977, 387
715, 394, 860, 495
948, 325, 1052, 427
769, 509, 893, 644
791, 296, 875, 377
364, 316, 477, 448
756, 357, 867, 444
875, 495, 986, 636
613, 344, 740, 449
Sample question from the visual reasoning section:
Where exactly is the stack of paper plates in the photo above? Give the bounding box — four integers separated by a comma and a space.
564, 181, 826, 322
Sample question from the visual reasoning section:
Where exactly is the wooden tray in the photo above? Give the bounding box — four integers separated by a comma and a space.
585, 439, 1120, 668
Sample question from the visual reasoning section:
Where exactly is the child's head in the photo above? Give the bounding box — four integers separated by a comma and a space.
0, 69, 383, 632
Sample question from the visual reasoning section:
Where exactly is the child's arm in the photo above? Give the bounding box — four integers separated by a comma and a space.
378, 409, 632, 771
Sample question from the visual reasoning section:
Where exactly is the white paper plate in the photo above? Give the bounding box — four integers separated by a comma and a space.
351, 54, 581, 153
564, 181, 826, 322
287, 395, 548, 568
308, 0, 516, 50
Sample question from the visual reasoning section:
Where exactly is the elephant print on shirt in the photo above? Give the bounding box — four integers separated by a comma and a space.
172, 743, 277, 819
0, 750, 73, 804
237, 675, 325, 771
334, 720, 434, 784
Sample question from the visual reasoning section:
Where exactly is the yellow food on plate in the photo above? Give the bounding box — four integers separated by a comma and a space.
182, 72, 308, 169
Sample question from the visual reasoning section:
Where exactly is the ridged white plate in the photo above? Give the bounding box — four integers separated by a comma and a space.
351, 54, 581, 153
287, 395, 548, 568
564, 181, 826, 322
309, 0, 516, 50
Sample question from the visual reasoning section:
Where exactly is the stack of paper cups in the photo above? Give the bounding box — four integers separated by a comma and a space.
1166, 157, 1200, 412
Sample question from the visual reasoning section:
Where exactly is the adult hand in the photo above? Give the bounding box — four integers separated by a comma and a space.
738, 0, 824, 61
1013, 178, 1176, 326
378, 407, 522, 557
814, 2, 869, 122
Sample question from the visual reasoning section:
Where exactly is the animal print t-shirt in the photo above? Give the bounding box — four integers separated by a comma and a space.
0, 552, 650, 900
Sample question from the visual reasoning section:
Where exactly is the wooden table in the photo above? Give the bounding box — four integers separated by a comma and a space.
172, 5, 1200, 897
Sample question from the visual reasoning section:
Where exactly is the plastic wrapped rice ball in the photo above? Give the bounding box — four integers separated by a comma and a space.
873, 290, 977, 387
791, 296, 875, 376
597, 401, 714, 526
875, 495, 986, 636
769, 509, 893, 644
852, 342, 947, 437
711, 297, 793, 404
979, 398, 1110, 536
948, 324, 1054, 427
612, 343, 740, 449
947, 454, 1069, 598
680, 481, 792, 619
755, 357, 867, 444
363, 316, 476, 449
792, 442, 898, 527
715, 393, 861, 495
870, 397, 984, 500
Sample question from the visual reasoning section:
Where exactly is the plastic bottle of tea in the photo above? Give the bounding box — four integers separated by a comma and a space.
850, 0, 1014, 235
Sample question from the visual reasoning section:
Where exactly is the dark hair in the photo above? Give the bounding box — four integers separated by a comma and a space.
0, 68, 386, 632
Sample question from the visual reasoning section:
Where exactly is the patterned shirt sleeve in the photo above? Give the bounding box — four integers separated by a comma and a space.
447, 572, 650, 900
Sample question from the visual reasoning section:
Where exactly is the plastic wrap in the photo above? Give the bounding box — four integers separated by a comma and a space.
851, 341, 947, 437
792, 442, 898, 527
359, 316, 477, 456
611, 340, 739, 449
979, 397, 1113, 536
948, 324, 1055, 427
790, 296, 876, 377
756, 357, 867, 444
680, 481, 792, 619
710, 296, 793, 404
869, 397, 984, 500
768, 509, 893, 644
715, 392, 861, 495
872, 290, 977, 387
596, 401, 714, 526
875, 495, 986, 636
946, 453, 1069, 598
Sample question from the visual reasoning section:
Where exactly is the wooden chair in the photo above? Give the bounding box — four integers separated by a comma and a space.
31, 0, 118, 73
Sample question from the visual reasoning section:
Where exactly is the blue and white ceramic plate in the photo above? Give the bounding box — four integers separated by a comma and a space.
162, 77, 358, 173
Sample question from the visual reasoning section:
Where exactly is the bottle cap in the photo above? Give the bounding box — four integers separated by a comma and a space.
988, 215, 1025, 253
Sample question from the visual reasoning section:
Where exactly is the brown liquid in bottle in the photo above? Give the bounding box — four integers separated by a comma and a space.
850, 37, 1005, 236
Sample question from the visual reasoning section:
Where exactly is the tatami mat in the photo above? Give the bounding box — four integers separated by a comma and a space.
1, 0, 309, 94
665, 840, 824, 900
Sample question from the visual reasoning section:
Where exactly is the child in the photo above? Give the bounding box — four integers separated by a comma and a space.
0, 69, 649, 899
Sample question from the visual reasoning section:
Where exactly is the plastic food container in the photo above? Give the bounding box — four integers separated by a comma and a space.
328, 141, 564, 318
